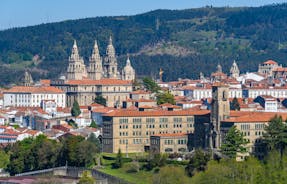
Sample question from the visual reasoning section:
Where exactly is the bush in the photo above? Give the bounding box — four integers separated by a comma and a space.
166, 160, 189, 166
124, 161, 140, 173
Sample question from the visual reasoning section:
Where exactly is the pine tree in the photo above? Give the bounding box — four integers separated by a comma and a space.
113, 149, 123, 168
263, 115, 287, 156
142, 77, 160, 93
71, 100, 81, 117
221, 126, 249, 158
90, 120, 97, 128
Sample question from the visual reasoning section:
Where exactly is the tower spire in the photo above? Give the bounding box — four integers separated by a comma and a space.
230, 60, 240, 78
104, 36, 118, 79
67, 40, 87, 80
109, 35, 113, 45
122, 55, 135, 81
88, 40, 103, 80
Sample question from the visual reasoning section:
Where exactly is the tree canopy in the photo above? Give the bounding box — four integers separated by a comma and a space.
71, 100, 81, 117
94, 95, 106, 106
6, 134, 101, 175
221, 126, 249, 158
142, 77, 160, 93
263, 115, 287, 156
156, 92, 175, 105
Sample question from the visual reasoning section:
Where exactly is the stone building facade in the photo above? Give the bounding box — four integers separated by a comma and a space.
102, 109, 209, 153
52, 37, 135, 107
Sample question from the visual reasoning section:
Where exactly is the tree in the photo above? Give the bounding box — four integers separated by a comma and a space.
89, 120, 97, 128
263, 115, 287, 156
221, 126, 248, 158
113, 149, 123, 168
153, 166, 188, 184
76, 141, 97, 167
62, 136, 85, 166
156, 92, 175, 105
78, 170, 95, 184
185, 149, 210, 177
71, 100, 81, 117
142, 77, 160, 93
0, 150, 9, 170
94, 95, 106, 106
145, 153, 167, 170
230, 97, 240, 111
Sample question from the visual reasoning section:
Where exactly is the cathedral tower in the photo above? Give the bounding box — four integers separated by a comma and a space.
67, 40, 87, 80
88, 40, 103, 80
104, 36, 118, 79
23, 70, 34, 86
122, 56, 135, 81
216, 64, 222, 73
230, 60, 240, 78
210, 83, 230, 149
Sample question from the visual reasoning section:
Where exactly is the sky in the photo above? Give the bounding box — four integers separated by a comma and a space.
0, 0, 286, 30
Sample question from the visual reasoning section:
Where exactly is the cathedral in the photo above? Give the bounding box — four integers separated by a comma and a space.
51, 37, 135, 107
66, 36, 135, 81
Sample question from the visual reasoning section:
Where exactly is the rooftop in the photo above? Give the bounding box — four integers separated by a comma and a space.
4, 86, 64, 94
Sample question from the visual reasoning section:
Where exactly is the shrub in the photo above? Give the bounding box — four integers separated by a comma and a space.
124, 161, 140, 173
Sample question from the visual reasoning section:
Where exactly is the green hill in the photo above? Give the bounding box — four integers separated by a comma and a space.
1, 3, 287, 85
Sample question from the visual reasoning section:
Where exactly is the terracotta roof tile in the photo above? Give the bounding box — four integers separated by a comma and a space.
66, 79, 132, 85
263, 60, 278, 65
104, 109, 210, 117
130, 90, 151, 94
153, 133, 188, 137
224, 111, 287, 123
4, 86, 63, 94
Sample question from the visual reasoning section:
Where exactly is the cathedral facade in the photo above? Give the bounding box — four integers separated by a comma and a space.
66, 36, 135, 81
51, 37, 135, 107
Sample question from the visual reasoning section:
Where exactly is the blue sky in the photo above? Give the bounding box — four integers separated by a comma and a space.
0, 0, 286, 30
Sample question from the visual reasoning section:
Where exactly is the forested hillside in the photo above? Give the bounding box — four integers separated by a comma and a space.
1, 3, 287, 85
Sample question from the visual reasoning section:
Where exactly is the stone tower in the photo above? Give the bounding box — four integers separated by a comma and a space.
67, 40, 87, 80
88, 40, 103, 80
210, 83, 230, 149
23, 70, 34, 86
230, 60, 240, 78
104, 36, 118, 79
216, 64, 222, 73
122, 56, 135, 81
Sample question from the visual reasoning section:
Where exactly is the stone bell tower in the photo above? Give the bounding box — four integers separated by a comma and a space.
122, 56, 135, 81
210, 83, 230, 149
88, 40, 103, 80
67, 40, 87, 80
230, 60, 240, 78
104, 36, 118, 79
23, 70, 34, 86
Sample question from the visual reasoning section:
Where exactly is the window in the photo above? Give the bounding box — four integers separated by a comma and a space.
146, 118, 155, 123
173, 117, 182, 123
133, 118, 142, 123
187, 117, 194, 123
160, 118, 168, 123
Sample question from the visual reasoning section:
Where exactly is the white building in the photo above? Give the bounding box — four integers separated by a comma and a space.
244, 87, 287, 99
3, 86, 66, 108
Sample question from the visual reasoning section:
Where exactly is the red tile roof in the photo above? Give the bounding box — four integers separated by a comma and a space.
66, 79, 132, 85
4, 86, 63, 94
153, 133, 188, 137
104, 109, 210, 117
224, 111, 287, 123
130, 90, 151, 94
263, 60, 278, 65
273, 67, 287, 72
40, 79, 51, 86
